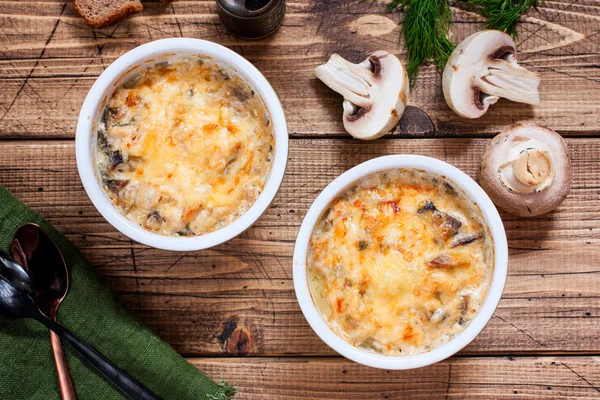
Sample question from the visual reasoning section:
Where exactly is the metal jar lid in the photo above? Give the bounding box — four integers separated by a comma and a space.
216, 0, 285, 39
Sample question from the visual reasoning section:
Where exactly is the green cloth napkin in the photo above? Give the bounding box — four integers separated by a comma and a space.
0, 186, 234, 400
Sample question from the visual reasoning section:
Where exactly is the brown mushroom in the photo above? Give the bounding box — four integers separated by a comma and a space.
480, 123, 571, 217
442, 30, 540, 119
314, 51, 409, 140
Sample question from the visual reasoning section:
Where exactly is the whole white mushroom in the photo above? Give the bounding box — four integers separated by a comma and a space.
480, 123, 571, 217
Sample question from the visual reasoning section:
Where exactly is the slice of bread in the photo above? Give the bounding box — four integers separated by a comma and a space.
74, 0, 143, 28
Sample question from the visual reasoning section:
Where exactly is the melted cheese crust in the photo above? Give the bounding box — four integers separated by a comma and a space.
95, 56, 274, 236
308, 170, 493, 356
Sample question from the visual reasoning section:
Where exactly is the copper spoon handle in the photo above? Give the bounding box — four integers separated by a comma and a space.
38, 315, 160, 400
50, 329, 77, 400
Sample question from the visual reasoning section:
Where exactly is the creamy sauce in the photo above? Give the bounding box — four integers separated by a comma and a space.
95, 56, 274, 236
308, 169, 493, 356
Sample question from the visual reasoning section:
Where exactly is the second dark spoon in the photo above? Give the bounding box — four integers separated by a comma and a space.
11, 223, 76, 400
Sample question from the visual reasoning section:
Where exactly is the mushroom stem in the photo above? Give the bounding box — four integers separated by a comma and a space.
314, 54, 374, 109
329, 54, 375, 87
498, 140, 555, 194
513, 150, 553, 188
476, 60, 540, 105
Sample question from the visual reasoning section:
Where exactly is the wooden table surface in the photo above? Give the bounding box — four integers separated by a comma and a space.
1, 0, 600, 398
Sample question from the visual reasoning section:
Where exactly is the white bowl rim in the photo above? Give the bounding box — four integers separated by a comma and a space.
293, 155, 508, 370
76, 38, 288, 251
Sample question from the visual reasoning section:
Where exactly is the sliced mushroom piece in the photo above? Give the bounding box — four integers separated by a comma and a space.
229, 85, 252, 103
417, 200, 437, 213
443, 30, 541, 119
177, 224, 194, 237
122, 74, 143, 89
314, 51, 409, 140
417, 200, 462, 238
434, 212, 462, 239
357, 240, 370, 251
109, 150, 124, 168
428, 254, 469, 269
107, 107, 126, 123
429, 307, 448, 325
480, 123, 571, 216
450, 232, 484, 248
458, 296, 470, 326
97, 128, 110, 154
359, 337, 382, 352
144, 210, 164, 231
427, 254, 456, 269
104, 179, 129, 194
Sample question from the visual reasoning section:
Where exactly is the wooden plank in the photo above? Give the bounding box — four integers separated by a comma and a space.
0, 0, 599, 138
0, 139, 599, 356
194, 356, 600, 399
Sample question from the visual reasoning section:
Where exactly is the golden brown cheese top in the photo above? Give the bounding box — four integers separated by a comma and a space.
308, 169, 493, 356
95, 56, 274, 236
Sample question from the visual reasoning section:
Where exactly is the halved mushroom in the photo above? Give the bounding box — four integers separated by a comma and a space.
443, 30, 541, 119
480, 123, 571, 217
314, 51, 409, 140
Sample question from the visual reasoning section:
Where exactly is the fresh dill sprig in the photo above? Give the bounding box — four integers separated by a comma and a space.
388, 0, 455, 85
461, 0, 540, 38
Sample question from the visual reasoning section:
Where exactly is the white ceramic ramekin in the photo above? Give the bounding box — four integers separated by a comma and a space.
76, 38, 288, 251
293, 155, 508, 369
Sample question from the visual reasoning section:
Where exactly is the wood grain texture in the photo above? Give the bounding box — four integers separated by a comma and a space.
0, 139, 598, 356
2, 1, 600, 389
194, 356, 600, 399
0, 0, 599, 138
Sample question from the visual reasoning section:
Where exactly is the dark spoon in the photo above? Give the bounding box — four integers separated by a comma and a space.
0, 252, 160, 400
11, 223, 76, 400
0, 251, 33, 296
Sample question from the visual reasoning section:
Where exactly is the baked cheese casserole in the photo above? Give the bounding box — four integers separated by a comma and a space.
308, 169, 493, 356
95, 56, 274, 236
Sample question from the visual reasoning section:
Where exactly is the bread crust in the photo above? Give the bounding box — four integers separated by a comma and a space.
74, 1, 143, 28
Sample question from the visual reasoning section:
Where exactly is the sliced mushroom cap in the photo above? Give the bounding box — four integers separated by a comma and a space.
443, 30, 541, 119
480, 123, 571, 217
314, 51, 409, 140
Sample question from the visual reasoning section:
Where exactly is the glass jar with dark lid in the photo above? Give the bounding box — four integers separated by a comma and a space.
216, 0, 285, 39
